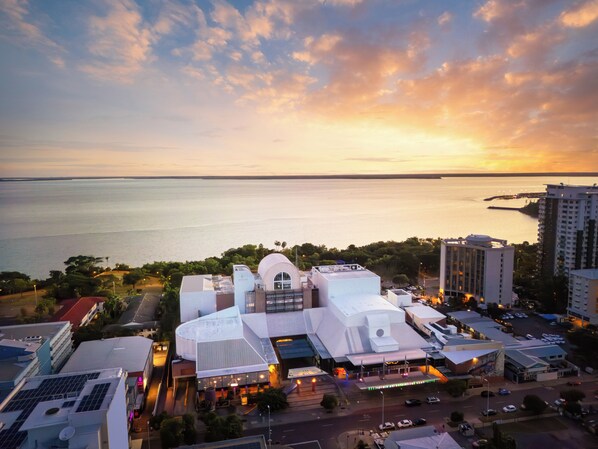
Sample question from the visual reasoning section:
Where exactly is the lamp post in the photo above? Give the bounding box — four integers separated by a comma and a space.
380, 390, 385, 428
267, 405, 272, 449
33, 284, 37, 306
147, 420, 151, 449
483, 377, 490, 414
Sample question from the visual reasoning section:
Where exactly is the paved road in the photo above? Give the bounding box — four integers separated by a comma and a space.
245, 377, 598, 449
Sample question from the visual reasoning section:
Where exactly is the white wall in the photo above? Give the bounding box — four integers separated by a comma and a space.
180, 290, 217, 323
484, 246, 514, 306
312, 270, 380, 307
233, 265, 255, 314
105, 376, 129, 448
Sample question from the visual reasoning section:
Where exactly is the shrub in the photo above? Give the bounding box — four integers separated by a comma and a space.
320, 393, 339, 411
450, 411, 464, 423
522, 394, 547, 414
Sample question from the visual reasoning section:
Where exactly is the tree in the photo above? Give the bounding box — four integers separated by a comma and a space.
564, 401, 582, 417
256, 388, 289, 413
182, 413, 197, 445
123, 269, 145, 290
560, 389, 585, 403
202, 412, 243, 442
490, 422, 517, 449
64, 255, 104, 276
445, 379, 467, 397
160, 417, 183, 449
450, 411, 464, 422
320, 393, 339, 411
522, 394, 547, 414
392, 274, 410, 286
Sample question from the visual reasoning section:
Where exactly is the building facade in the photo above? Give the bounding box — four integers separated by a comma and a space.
568, 269, 598, 326
440, 234, 514, 306
538, 184, 598, 278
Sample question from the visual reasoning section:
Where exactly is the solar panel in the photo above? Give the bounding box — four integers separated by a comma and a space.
0, 372, 101, 449
76, 383, 110, 413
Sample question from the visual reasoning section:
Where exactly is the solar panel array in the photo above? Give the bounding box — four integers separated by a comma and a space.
76, 383, 110, 413
0, 372, 100, 449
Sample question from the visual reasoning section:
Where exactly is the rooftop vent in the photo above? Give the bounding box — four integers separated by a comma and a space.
45, 407, 60, 416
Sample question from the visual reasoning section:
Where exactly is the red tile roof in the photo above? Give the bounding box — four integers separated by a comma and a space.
53, 296, 106, 329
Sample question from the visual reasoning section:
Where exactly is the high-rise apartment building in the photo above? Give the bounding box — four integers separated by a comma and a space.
440, 234, 514, 306
538, 184, 598, 278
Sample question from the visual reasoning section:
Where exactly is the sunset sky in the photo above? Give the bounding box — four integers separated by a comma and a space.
1, 0, 597, 177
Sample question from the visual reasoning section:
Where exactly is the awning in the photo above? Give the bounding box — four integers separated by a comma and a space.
287, 366, 328, 379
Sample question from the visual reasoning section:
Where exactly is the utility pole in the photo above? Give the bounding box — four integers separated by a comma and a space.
380, 390, 384, 428
267, 405, 272, 449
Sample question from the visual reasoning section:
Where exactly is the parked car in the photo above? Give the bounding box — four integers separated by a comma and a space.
397, 419, 413, 428
426, 396, 440, 404
413, 418, 427, 426
459, 422, 474, 436
482, 409, 497, 416
567, 380, 582, 386
405, 399, 422, 407
502, 405, 517, 413
526, 334, 534, 340
481, 390, 495, 397
379, 422, 395, 431
498, 388, 511, 396
554, 398, 566, 407
472, 439, 489, 448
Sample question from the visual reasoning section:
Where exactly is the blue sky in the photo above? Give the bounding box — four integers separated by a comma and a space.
1, 0, 597, 176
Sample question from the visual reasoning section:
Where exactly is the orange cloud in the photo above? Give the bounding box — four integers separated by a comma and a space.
560, 0, 598, 28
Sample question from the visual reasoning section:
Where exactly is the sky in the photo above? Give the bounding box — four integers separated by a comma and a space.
0, 0, 597, 177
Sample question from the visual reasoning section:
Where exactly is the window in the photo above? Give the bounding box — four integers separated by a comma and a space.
273, 272, 292, 290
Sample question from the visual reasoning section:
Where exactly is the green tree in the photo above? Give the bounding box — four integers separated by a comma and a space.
564, 401, 582, 416
320, 393, 339, 411
123, 269, 145, 290
182, 413, 197, 445
203, 413, 243, 442
522, 394, 547, 414
392, 274, 410, 286
160, 417, 183, 449
445, 379, 467, 398
256, 388, 289, 413
560, 389, 585, 403
450, 411, 464, 422
64, 255, 104, 276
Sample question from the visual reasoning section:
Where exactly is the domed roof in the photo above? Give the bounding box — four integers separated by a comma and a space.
257, 253, 294, 279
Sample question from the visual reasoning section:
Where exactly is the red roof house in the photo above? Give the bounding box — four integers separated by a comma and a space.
53, 297, 106, 330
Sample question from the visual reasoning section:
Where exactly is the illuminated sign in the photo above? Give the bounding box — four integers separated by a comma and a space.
365, 378, 438, 391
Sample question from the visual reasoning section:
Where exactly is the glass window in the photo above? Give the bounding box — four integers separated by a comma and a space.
274, 272, 292, 290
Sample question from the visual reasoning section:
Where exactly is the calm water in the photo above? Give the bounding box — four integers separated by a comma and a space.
1, 176, 596, 278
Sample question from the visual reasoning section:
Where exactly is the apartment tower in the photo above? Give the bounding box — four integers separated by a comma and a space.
537, 184, 598, 278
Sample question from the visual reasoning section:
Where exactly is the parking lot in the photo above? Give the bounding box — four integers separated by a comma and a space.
507, 312, 576, 355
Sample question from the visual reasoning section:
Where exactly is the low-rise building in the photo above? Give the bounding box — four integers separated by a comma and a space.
60, 336, 153, 419
52, 297, 105, 330
0, 368, 128, 449
0, 322, 72, 401
384, 426, 461, 449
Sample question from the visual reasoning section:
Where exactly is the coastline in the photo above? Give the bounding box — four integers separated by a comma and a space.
1, 172, 598, 182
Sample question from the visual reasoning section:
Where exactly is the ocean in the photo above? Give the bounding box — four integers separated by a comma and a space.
1, 176, 596, 278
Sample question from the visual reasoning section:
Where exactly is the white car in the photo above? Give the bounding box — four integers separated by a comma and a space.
502, 405, 517, 413
526, 334, 534, 340
379, 422, 395, 431
397, 419, 413, 428
426, 396, 440, 404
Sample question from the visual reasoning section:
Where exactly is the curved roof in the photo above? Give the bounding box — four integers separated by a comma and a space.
257, 253, 294, 278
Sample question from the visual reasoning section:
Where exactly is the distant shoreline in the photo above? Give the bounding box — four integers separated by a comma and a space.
1, 172, 598, 182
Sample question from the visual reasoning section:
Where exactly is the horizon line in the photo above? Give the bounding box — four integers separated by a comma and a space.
1, 172, 598, 182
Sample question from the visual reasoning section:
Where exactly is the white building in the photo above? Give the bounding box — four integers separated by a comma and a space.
440, 234, 514, 306
568, 269, 598, 326
180, 275, 235, 323
386, 289, 413, 308
61, 337, 154, 419
174, 255, 436, 392
538, 184, 598, 278
0, 368, 128, 449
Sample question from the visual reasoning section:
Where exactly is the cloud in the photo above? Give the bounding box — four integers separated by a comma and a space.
0, 0, 65, 66
79, 0, 153, 83
560, 0, 598, 28
437, 11, 453, 26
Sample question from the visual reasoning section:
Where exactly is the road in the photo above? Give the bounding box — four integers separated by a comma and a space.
245, 378, 598, 449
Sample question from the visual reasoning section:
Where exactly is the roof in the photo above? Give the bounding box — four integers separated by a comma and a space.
505, 349, 548, 369
179, 435, 266, 449
196, 339, 268, 377
60, 337, 153, 375
440, 348, 497, 365
405, 305, 445, 320
313, 264, 379, 281
0, 322, 70, 342
571, 269, 598, 280
520, 345, 566, 359
387, 429, 461, 449
52, 297, 105, 329
180, 275, 214, 293
257, 253, 293, 278
119, 293, 160, 325
330, 294, 401, 319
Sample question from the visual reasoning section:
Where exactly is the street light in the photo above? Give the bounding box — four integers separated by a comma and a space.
380, 390, 385, 428
147, 420, 151, 449
33, 284, 37, 306
267, 404, 272, 449
483, 377, 490, 414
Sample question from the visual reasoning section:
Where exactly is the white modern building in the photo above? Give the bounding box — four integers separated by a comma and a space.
0, 368, 128, 449
440, 234, 514, 306
61, 337, 154, 419
538, 184, 598, 278
568, 269, 598, 326
174, 254, 437, 392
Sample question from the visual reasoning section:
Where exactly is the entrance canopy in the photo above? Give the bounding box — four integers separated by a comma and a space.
287, 366, 328, 379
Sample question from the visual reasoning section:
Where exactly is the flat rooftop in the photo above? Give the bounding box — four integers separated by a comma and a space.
312, 264, 378, 280
180, 275, 234, 294
0, 322, 70, 341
